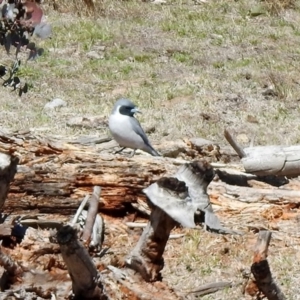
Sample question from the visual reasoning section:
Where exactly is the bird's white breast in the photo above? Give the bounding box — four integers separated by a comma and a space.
109, 113, 144, 149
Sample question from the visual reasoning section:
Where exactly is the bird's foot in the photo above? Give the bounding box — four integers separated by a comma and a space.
129, 149, 136, 158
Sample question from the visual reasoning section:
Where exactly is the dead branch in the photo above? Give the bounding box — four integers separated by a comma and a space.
224, 129, 246, 158
126, 160, 234, 282
81, 186, 101, 244
71, 194, 90, 226
251, 231, 286, 300
186, 281, 232, 297
125, 205, 176, 282
57, 225, 107, 299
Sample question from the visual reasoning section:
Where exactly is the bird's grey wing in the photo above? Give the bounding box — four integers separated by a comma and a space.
129, 117, 151, 145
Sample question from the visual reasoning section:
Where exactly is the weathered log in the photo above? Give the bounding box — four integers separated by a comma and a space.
250, 231, 286, 300
210, 181, 300, 204
225, 129, 300, 177
1, 130, 300, 216
7, 154, 178, 214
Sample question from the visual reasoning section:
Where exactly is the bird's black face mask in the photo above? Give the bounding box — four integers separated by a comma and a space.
119, 105, 141, 117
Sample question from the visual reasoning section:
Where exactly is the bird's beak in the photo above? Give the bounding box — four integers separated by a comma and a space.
131, 107, 142, 114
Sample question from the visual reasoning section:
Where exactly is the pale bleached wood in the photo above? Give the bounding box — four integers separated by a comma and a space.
81, 186, 101, 244
210, 181, 300, 203
225, 129, 300, 177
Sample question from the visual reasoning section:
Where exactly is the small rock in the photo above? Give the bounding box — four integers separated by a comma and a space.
67, 116, 107, 129
44, 98, 67, 110
97, 45, 106, 51
86, 51, 104, 60
210, 33, 223, 40
188, 137, 217, 149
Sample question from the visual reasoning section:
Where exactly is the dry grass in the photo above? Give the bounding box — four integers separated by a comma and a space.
1, 0, 300, 146
263, 0, 296, 14
2, 1, 300, 297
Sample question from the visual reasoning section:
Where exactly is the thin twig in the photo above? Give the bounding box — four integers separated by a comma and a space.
71, 194, 89, 226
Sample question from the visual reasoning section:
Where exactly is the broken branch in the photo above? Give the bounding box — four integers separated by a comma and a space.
81, 186, 101, 244
57, 225, 107, 299
251, 231, 286, 300
224, 129, 246, 159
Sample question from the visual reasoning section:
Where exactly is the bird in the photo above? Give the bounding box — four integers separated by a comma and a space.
108, 98, 161, 157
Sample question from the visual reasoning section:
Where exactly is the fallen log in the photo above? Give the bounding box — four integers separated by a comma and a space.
1, 130, 300, 216
225, 129, 300, 177
210, 181, 300, 204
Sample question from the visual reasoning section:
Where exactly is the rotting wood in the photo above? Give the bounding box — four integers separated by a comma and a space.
1, 129, 300, 216
125, 160, 231, 282
126, 204, 177, 282
249, 231, 286, 300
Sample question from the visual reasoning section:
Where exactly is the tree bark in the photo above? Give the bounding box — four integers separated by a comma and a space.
7, 153, 177, 214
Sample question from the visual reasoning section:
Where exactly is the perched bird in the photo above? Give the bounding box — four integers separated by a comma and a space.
109, 98, 160, 157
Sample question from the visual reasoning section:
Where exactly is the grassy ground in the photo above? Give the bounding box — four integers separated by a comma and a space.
1, 0, 300, 147
2, 0, 300, 298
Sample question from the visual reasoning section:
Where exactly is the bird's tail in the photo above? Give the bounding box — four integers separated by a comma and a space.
148, 145, 161, 157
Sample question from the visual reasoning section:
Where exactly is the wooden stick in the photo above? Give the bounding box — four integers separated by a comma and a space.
186, 281, 232, 297
125, 206, 176, 282
81, 186, 101, 244
71, 194, 89, 226
57, 225, 106, 299
224, 129, 246, 158
251, 231, 286, 300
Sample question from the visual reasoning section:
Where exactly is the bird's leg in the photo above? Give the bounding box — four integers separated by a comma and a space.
114, 147, 126, 154
129, 149, 136, 158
